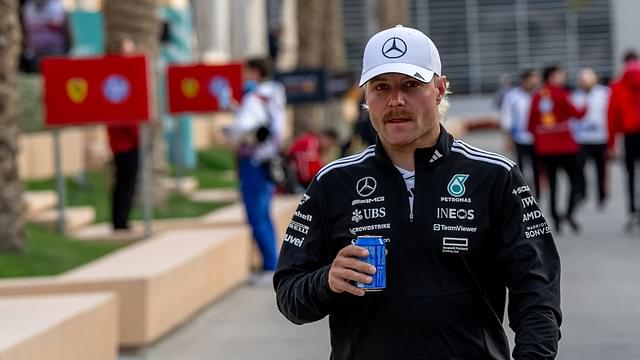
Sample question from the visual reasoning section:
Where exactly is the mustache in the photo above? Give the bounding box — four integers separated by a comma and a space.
383, 111, 413, 121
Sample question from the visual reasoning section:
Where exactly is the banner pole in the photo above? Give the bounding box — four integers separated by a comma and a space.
175, 118, 184, 193
53, 128, 67, 234
140, 123, 152, 238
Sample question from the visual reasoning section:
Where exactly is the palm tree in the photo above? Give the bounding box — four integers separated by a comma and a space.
0, 0, 26, 251
103, 0, 168, 207
295, 0, 347, 135
376, 0, 409, 29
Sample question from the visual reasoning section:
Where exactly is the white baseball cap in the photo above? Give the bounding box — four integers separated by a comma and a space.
359, 25, 441, 87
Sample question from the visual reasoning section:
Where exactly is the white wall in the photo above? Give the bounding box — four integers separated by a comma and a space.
611, 0, 640, 73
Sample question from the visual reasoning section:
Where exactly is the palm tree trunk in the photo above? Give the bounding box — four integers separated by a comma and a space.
294, 0, 347, 135
0, 0, 26, 251
103, 0, 168, 207
376, 0, 409, 29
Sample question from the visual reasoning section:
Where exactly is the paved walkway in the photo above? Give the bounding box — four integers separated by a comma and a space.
121, 130, 640, 360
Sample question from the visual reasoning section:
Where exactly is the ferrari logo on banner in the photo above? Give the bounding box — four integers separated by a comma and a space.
66, 78, 88, 104
41, 55, 150, 126
181, 78, 200, 98
167, 63, 243, 114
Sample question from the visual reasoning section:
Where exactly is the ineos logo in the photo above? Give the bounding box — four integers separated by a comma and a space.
381, 37, 407, 59
356, 177, 377, 197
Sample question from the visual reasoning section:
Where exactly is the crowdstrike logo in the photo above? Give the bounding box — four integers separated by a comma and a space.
381, 37, 407, 59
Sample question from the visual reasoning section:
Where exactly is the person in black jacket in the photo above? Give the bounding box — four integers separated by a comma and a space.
274, 25, 561, 360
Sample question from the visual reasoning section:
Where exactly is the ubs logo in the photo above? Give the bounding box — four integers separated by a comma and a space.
382, 37, 407, 59
352, 207, 387, 223
356, 177, 377, 197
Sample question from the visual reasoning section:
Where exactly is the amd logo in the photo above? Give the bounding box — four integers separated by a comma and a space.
522, 210, 543, 222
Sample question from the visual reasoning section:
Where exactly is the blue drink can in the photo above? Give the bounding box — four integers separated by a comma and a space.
354, 235, 386, 291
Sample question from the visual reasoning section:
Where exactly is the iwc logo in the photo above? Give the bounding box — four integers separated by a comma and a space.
381, 37, 407, 59
356, 177, 377, 197
447, 174, 469, 197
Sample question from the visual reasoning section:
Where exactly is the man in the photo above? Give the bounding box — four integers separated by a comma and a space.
528, 65, 587, 233
570, 68, 610, 208
107, 124, 139, 230
287, 128, 339, 189
107, 38, 139, 231
500, 69, 542, 196
608, 51, 640, 231
274, 25, 561, 359
225, 58, 286, 271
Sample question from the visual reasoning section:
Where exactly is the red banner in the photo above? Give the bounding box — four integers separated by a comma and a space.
41, 55, 150, 126
167, 63, 243, 114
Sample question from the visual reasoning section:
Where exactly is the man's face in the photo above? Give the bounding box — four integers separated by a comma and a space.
577, 70, 596, 91
523, 73, 541, 92
550, 69, 567, 86
243, 66, 260, 82
364, 73, 446, 150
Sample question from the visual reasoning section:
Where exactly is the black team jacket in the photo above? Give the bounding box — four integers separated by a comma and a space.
274, 126, 562, 360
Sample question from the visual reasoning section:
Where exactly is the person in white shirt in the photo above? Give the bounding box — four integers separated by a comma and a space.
225, 58, 286, 272
571, 68, 611, 208
500, 69, 542, 196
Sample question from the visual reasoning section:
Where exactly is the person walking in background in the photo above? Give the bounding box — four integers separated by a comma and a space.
500, 69, 542, 197
107, 124, 139, 230
570, 68, 611, 209
21, 0, 69, 72
287, 128, 339, 189
225, 58, 286, 272
107, 38, 140, 231
529, 65, 587, 233
275, 25, 561, 359
608, 51, 640, 231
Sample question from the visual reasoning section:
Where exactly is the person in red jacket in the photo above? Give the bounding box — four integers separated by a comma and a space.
107, 124, 139, 230
607, 51, 640, 230
529, 65, 587, 233
286, 128, 339, 189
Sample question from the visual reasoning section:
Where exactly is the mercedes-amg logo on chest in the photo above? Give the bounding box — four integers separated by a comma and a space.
356, 177, 377, 197
381, 37, 407, 59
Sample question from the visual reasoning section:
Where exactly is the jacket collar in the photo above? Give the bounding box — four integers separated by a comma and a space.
375, 124, 453, 171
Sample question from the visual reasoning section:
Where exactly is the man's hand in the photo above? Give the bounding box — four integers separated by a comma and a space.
328, 245, 377, 296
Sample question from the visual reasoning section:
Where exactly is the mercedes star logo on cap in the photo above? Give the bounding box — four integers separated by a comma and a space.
381, 37, 407, 59
356, 177, 377, 197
